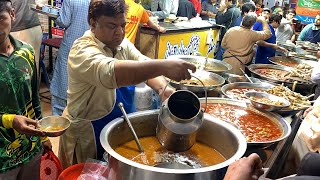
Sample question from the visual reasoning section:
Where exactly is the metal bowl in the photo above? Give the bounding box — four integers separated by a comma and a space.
221, 82, 307, 116
38, 116, 70, 137
248, 64, 316, 95
170, 70, 225, 93
227, 76, 261, 83
288, 52, 318, 61
269, 56, 318, 68
276, 108, 303, 117
221, 82, 274, 101
199, 98, 291, 147
277, 41, 296, 52
167, 55, 232, 73
245, 92, 291, 112
248, 64, 293, 82
204, 58, 233, 73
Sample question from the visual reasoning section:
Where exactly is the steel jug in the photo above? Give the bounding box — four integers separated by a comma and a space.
157, 90, 204, 152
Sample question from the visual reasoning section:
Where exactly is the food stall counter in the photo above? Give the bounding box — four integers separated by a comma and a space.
137, 21, 222, 59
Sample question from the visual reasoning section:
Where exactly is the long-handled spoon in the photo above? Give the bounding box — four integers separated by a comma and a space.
118, 102, 144, 153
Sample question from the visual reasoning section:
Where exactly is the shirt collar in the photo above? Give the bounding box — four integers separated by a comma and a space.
0, 35, 21, 58
88, 30, 124, 53
10, 35, 22, 50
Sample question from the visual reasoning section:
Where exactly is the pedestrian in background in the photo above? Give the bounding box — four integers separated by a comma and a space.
50, 0, 90, 115
11, 0, 42, 77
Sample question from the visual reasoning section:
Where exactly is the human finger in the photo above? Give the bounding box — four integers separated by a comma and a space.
248, 153, 263, 169
254, 168, 265, 177
185, 70, 192, 80
303, 107, 312, 117
22, 126, 45, 136
25, 118, 39, 127
185, 62, 196, 73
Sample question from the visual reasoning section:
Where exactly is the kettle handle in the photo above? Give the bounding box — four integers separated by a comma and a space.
161, 75, 208, 112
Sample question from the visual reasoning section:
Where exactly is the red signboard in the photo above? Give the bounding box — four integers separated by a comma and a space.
51, 27, 65, 36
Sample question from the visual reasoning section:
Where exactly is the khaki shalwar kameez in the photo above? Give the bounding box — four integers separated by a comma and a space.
58, 31, 149, 169
221, 25, 272, 75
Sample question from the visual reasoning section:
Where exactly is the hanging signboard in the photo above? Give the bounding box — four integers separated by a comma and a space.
296, 0, 320, 24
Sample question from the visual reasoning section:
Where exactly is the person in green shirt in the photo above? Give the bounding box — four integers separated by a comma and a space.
0, 1, 51, 179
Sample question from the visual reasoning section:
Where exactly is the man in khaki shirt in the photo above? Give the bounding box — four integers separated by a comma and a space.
221, 13, 272, 75
58, 0, 196, 168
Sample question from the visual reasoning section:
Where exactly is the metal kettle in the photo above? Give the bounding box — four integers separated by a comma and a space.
157, 90, 204, 152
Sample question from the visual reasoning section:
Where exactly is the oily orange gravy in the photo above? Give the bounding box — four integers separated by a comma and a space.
40, 126, 64, 132
203, 103, 282, 142
114, 136, 226, 168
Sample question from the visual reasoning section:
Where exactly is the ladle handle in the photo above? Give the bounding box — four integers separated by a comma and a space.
240, 68, 253, 83
161, 75, 208, 113
118, 102, 144, 153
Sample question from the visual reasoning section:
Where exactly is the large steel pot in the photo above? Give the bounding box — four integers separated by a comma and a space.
220, 82, 303, 116
100, 110, 247, 180
248, 64, 316, 95
269, 56, 318, 68
199, 98, 292, 147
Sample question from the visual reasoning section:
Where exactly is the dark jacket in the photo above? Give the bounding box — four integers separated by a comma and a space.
215, 5, 241, 39
177, 0, 197, 19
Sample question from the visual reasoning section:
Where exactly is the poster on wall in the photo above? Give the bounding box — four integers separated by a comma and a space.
296, 0, 320, 24
51, 0, 64, 36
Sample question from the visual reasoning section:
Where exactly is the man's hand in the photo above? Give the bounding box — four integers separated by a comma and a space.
304, 107, 313, 118
146, 10, 153, 16
158, 26, 166, 33
163, 60, 196, 82
224, 153, 264, 180
276, 45, 289, 53
208, 12, 216, 18
12, 115, 45, 136
159, 86, 175, 102
316, 51, 320, 58
42, 139, 52, 151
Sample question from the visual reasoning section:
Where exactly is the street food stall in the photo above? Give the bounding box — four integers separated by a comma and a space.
137, 21, 222, 59
96, 53, 314, 179
30, 2, 319, 179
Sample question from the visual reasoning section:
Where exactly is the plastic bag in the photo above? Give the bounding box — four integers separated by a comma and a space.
77, 159, 109, 180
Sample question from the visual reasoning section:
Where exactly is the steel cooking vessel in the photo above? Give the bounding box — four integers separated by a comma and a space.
199, 98, 292, 147
221, 82, 275, 100
269, 56, 318, 68
100, 110, 247, 180
247, 64, 316, 96
220, 82, 304, 116
169, 70, 225, 93
167, 55, 232, 74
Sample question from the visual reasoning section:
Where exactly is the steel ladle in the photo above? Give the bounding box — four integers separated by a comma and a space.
240, 68, 253, 83
118, 102, 144, 152
118, 103, 193, 169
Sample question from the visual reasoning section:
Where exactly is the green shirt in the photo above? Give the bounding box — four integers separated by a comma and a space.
0, 36, 42, 173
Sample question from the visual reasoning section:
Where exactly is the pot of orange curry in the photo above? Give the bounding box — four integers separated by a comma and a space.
100, 110, 247, 180
199, 98, 291, 147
